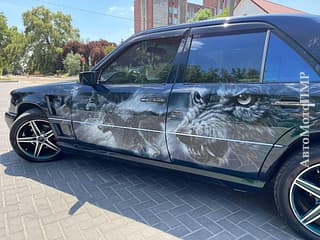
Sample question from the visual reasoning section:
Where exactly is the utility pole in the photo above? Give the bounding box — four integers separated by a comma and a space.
228, 0, 235, 16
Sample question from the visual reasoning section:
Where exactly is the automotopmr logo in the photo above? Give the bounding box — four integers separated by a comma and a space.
299, 72, 315, 168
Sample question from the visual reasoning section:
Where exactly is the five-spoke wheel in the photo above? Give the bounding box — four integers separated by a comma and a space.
10, 109, 61, 161
290, 163, 320, 237
275, 149, 320, 240
16, 120, 60, 160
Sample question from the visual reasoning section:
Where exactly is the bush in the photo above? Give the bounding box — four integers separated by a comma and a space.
63, 52, 81, 76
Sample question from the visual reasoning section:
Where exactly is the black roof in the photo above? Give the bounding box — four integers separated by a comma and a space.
135, 14, 320, 64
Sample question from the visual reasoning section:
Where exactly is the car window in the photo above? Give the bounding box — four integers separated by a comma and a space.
184, 32, 266, 83
264, 33, 320, 83
100, 37, 181, 84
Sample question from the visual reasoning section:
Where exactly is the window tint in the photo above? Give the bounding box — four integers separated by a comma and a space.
264, 33, 320, 83
100, 37, 181, 84
185, 32, 266, 83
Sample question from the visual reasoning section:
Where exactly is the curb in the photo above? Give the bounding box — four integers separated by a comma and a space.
0, 80, 19, 83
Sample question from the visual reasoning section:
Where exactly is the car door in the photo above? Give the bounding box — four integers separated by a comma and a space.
166, 23, 320, 175
71, 31, 185, 162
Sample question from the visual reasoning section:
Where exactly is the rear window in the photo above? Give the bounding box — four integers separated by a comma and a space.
264, 33, 320, 83
184, 32, 266, 83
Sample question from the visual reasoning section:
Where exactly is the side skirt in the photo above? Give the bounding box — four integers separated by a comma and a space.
59, 141, 266, 190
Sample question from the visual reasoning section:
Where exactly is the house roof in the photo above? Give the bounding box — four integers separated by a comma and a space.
251, 0, 304, 14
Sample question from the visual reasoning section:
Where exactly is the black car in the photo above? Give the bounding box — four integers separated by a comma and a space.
5, 14, 320, 239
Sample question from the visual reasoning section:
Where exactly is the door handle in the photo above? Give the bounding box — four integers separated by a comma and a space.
140, 97, 166, 103
169, 111, 184, 119
271, 101, 315, 107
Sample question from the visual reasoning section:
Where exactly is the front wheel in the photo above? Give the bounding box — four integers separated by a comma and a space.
9, 109, 61, 162
274, 148, 320, 240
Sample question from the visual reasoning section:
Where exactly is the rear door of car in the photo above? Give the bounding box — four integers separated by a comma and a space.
71, 29, 187, 162
166, 23, 320, 176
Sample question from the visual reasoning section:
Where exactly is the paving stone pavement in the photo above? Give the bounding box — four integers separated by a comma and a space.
0, 81, 303, 240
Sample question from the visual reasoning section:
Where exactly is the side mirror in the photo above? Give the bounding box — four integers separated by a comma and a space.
79, 71, 98, 86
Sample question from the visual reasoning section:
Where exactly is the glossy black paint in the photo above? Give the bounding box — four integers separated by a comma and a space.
5, 14, 320, 190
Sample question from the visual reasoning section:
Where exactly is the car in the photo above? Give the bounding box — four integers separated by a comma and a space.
5, 14, 320, 240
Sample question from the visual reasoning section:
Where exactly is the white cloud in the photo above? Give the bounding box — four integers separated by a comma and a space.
106, 5, 133, 17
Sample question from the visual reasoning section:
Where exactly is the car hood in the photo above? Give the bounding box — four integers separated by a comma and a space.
11, 80, 80, 96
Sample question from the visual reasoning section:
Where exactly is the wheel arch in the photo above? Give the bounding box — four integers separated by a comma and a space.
17, 103, 45, 117
260, 131, 320, 186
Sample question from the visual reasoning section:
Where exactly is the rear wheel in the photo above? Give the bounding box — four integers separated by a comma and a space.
274, 148, 320, 240
10, 109, 61, 161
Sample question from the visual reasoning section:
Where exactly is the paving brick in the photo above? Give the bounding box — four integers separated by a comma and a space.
177, 214, 201, 232
185, 228, 212, 240
209, 231, 235, 240
227, 210, 251, 224
216, 218, 246, 237
197, 216, 223, 234
207, 208, 231, 221
188, 205, 211, 218
260, 223, 293, 240
169, 204, 193, 216
239, 221, 270, 239
150, 201, 175, 214
168, 225, 191, 238
138, 209, 161, 225
132, 200, 157, 212
238, 234, 257, 240
156, 212, 180, 228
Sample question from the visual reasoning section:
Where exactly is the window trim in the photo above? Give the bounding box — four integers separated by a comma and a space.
260, 30, 271, 83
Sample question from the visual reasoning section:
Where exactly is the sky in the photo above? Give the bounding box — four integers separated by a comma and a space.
1, 0, 319, 44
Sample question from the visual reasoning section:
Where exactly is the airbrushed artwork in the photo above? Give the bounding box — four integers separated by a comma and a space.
68, 83, 317, 172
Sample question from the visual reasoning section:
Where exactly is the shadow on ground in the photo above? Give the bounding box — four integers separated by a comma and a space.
0, 151, 300, 239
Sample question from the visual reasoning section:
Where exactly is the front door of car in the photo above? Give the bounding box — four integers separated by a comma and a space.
71, 34, 183, 162
166, 24, 320, 175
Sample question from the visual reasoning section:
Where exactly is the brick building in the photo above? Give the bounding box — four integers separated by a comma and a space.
134, 0, 300, 33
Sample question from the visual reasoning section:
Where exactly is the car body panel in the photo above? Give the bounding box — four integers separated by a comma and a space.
71, 83, 173, 162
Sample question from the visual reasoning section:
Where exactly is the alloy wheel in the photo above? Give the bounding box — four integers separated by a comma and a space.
16, 119, 60, 160
290, 163, 320, 237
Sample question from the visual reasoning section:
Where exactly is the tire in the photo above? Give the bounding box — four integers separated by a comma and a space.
274, 146, 320, 240
9, 108, 61, 162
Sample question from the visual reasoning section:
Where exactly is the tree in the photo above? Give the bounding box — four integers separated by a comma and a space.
190, 8, 213, 22
63, 40, 117, 70
215, 8, 229, 18
4, 27, 27, 73
104, 44, 116, 56
87, 40, 116, 66
22, 6, 79, 74
63, 52, 81, 76
0, 13, 10, 73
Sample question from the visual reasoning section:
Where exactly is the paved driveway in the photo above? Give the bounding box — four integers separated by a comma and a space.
0, 81, 301, 240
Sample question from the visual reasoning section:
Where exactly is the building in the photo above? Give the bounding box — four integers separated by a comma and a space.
234, 0, 303, 16
134, 0, 201, 33
134, 0, 303, 33
204, 0, 241, 15
134, 0, 186, 33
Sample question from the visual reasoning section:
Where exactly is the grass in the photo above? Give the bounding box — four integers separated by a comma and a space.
0, 76, 11, 81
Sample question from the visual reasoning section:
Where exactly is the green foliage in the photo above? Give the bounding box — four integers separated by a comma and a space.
63, 52, 81, 76
0, 13, 10, 72
22, 6, 79, 74
104, 44, 116, 56
186, 65, 260, 83
215, 8, 230, 18
189, 8, 213, 22
4, 27, 27, 73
